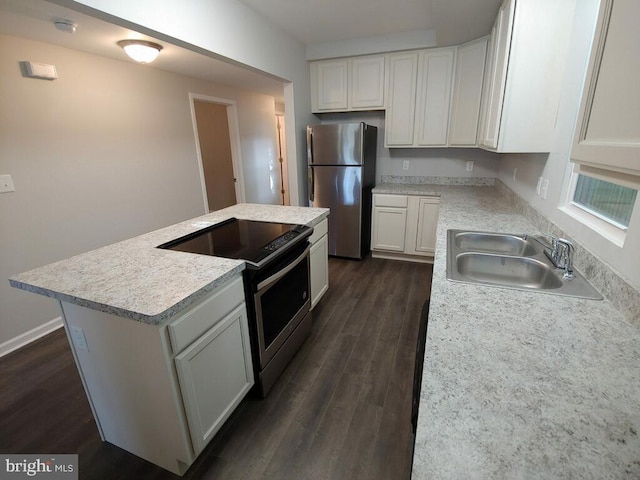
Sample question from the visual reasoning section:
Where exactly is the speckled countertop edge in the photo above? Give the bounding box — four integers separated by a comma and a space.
405, 185, 640, 479
9, 204, 329, 325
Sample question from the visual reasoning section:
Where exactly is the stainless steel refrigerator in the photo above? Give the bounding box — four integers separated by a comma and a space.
307, 122, 377, 259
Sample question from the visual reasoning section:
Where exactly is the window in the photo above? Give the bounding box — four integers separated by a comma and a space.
562, 167, 639, 247
573, 175, 638, 229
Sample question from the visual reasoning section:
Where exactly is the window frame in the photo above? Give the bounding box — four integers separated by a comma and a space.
561, 165, 639, 247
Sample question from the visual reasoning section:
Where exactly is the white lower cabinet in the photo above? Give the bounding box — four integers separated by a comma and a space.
410, 197, 440, 255
371, 193, 439, 262
60, 275, 253, 476
372, 195, 408, 251
309, 218, 329, 309
174, 303, 253, 454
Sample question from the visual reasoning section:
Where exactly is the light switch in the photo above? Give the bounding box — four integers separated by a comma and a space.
0, 175, 15, 193
541, 179, 550, 199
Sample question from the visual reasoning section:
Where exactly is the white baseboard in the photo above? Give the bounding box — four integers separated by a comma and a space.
0, 317, 64, 358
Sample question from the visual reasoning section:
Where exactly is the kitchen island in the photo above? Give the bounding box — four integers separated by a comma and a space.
10, 203, 329, 324
9, 203, 329, 476
373, 184, 640, 479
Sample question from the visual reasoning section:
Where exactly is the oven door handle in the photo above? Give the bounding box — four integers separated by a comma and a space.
257, 244, 311, 292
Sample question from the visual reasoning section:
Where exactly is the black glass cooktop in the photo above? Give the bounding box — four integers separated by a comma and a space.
158, 218, 311, 267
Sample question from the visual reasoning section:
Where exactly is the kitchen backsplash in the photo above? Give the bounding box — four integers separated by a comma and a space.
380, 175, 495, 186
495, 179, 640, 327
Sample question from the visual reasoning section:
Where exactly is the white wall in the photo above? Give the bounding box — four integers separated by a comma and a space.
496, 0, 640, 289
50, 0, 317, 206
237, 92, 283, 204
318, 111, 499, 183
0, 34, 281, 346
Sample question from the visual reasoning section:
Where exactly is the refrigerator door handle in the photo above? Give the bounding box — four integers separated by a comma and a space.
306, 126, 314, 165
308, 166, 315, 202
307, 126, 314, 202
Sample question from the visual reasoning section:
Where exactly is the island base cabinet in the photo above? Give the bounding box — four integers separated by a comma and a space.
60, 302, 195, 476
59, 275, 252, 476
309, 218, 329, 309
175, 303, 253, 455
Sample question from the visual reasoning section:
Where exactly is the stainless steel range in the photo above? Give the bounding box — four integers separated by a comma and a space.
158, 218, 313, 397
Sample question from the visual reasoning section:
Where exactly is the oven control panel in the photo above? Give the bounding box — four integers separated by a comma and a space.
264, 230, 300, 252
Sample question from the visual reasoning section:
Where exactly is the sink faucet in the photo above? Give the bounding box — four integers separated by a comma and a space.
550, 238, 575, 279
527, 234, 575, 279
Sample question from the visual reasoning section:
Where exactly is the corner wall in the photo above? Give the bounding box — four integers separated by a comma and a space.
50, 0, 317, 206
495, 0, 640, 290
0, 34, 279, 347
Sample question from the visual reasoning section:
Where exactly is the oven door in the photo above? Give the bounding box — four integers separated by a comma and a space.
253, 242, 311, 369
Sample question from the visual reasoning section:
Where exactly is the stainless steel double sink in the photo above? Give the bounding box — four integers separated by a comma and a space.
446, 230, 602, 300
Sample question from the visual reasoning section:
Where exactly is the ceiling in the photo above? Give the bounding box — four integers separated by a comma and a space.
0, 0, 503, 102
0, 0, 288, 101
238, 0, 503, 47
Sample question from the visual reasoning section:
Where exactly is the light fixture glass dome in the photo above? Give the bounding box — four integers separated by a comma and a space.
117, 40, 163, 64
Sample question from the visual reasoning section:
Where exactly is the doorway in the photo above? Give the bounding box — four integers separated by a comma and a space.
189, 94, 245, 212
275, 113, 290, 206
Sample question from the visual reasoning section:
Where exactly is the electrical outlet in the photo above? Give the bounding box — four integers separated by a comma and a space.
0, 174, 15, 193
466, 161, 474, 172
536, 177, 543, 195
541, 179, 550, 199
513, 168, 517, 182
402, 160, 410, 171
70, 325, 89, 351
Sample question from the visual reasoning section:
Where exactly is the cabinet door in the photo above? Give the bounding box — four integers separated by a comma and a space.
310, 234, 329, 309
174, 304, 253, 454
449, 38, 488, 147
478, 0, 514, 149
385, 53, 419, 146
312, 60, 349, 111
571, 0, 640, 176
349, 56, 386, 109
415, 48, 456, 147
414, 197, 440, 255
372, 206, 408, 252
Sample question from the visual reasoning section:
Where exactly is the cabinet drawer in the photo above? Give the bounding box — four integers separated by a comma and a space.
168, 276, 244, 354
308, 218, 328, 245
374, 194, 408, 208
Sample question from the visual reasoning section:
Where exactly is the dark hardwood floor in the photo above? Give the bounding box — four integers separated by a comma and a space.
0, 256, 433, 480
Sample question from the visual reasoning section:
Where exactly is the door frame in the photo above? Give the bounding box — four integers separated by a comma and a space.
189, 93, 246, 212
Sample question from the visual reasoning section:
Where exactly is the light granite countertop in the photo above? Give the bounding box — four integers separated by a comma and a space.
405, 185, 640, 479
9, 204, 329, 325
372, 184, 443, 196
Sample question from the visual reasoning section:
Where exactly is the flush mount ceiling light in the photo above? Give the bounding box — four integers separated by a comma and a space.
117, 40, 163, 64
53, 19, 77, 34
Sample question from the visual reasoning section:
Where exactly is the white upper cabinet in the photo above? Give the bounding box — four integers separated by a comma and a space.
571, 0, 640, 177
449, 37, 489, 147
349, 56, 386, 109
478, 0, 576, 153
385, 48, 455, 148
311, 55, 385, 112
415, 49, 456, 147
385, 52, 419, 146
311, 59, 349, 111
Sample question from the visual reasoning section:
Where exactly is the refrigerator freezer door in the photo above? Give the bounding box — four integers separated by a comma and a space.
307, 123, 363, 166
311, 165, 363, 258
